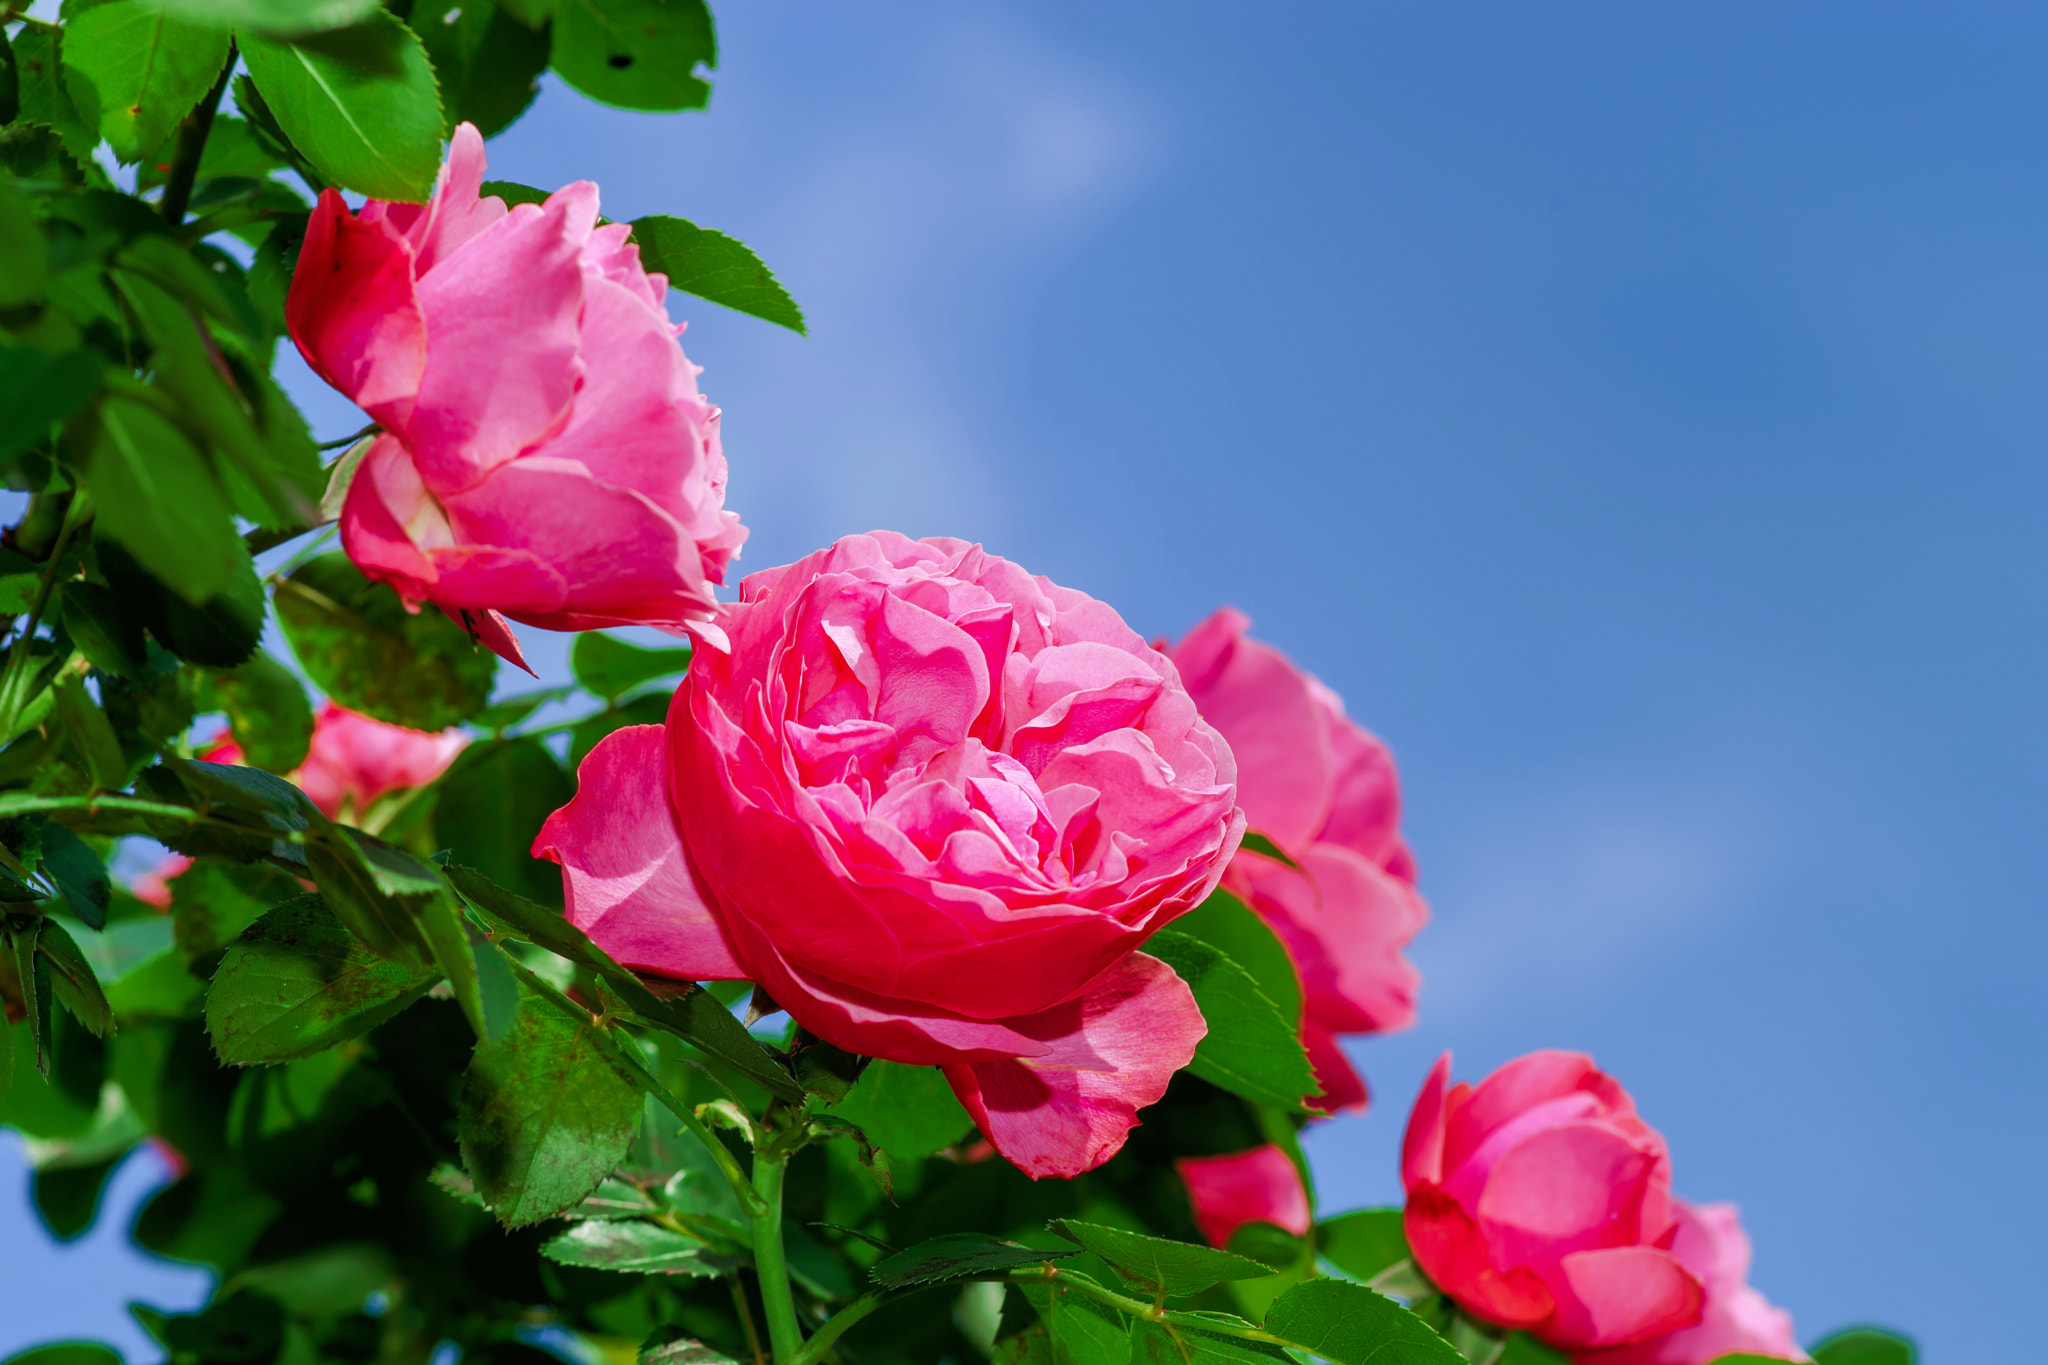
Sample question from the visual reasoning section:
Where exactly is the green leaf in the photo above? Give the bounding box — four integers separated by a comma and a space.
639, 1333, 740, 1365
275, 553, 496, 729
32, 1153, 125, 1242
827, 1059, 972, 1162
570, 630, 691, 703
0, 1012, 11, 1108
53, 673, 131, 790
568, 689, 668, 770
75, 397, 244, 606
1, 1345, 125, 1365
200, 653, 314, 774
413, 885, 485, 1038
1015, 1278, 1130, 1365
58, 581, 148, 679
1261, 1280, 1464, 1365
478, 177, 549, 209
39, 917, 114, 1037
1317, 1207, 1409, 1282
1170, 890, 1301, 1024
472, 934, 521, 1045
456, 967, 645, 1225
549, 0, 714, 112
630, 215, 804, 334
149, 0, 382, 37
868, 1234, 1076, 1289
445, 864, 805, 1103
1810, 1329, 1918, 1365
61, 0, 230, 163
1496, 1333, 1570, 1365
1143, 930, 1316, 1112
541, 1219, 739, 1275
96, 536, 265, 670
39, 823, 112, 932
239, 12, 445, 201
0, 347, 100, 456
1049, 1220, 1271, 1299
1236, 832, 1298, 870
1224, 1222, 1303, 1273
1130, 1322, 1289, 1364
432, 738, 574, 906
205, 894, 436, 1063
409, 0, 547, 139
12, 31, 99, 164
304, 824, 439, 962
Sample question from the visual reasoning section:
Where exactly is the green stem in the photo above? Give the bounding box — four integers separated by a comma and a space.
641, 1071, 766, 1219
785, 1293, 887, 1365
749, 1149, 804, 1362
160, 48, 234, 226
0, 493, 90, 743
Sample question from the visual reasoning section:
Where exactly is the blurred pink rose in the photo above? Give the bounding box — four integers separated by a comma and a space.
537, 532, 1245, 1178
1176, 1144, 1311, 1249
1168, 607, 1427, 1113
210, 702, 466, 820
288, 123, 744, 670
1402, 1051, 1704, 1351
129, 853, 191, 909
1578, 1202, 1807, 1365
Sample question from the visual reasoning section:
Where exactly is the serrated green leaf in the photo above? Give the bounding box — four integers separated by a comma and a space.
54, 673, 130, 789
1144, 930, 1316, 1112
827, 1059, 971, 1162
275, 553, 496, 730
61, 0, 230, 163
456, 968, 645, 1226
1810, 1328, 1917, 1365
76, 397, 243, 606
1050, 1221, 1271, 1299
432, 738, 573, 906
550, 0, 713, 112
240, 12, 444, 201
638, 1330, 739, 1365
13, 30, 100, 164
39, 917, 114, 1037
414, 885, 484, 1038
1262, 1280, 1464, 1365
1317, 1207, 1409, 1283
629, 215, 804, 333
1016, 1278, 1129, 1365
204, 895, 436, 1063
1171, 890, 1301, 1024
96, 535, 265, 670
868, 1234, 1075, 1289
149, 0, 381, 36
1129, 1321, 1290, 1364
0, 348, 99, 457
303, 824, 434, 962
57, 580, 147, 679
410, 0, 546, 138
570, 630, 690, 703
38, 822, 111, 931
541, 1219, 739, 1275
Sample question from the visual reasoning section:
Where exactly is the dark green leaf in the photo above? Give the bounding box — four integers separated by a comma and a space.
1810, 1328, 1918, 1365
457, 968, 645, 1225
0, 171, 47, 309
39, 917, 113, 1037
410, 0, 547, 138
1224, 1222, 1303, 1273
568, 688, 669, 770
0, 347, 101, 459
1015, 1278, 1130, 1365
1496, 1333, 1570, 1365
276, 553, 496, 729
469, 685, 572, 732
1317, 1207, 1409, 1282
304, 824, 433, 962
32, 1153, 124, 1242
132, 1165, 281, 1267
1262, 1280, 1464, 1365
1236, 832, 1298, 870
639, 1332, 739, 1365
473, 934, 521, 1045
154, 0, 382, 36
433, 738, 573, 905
75, 397, 244, 606
1170, 890, 1301, 1024
96, 536, 265, 669
205, 894, 436, 1063
200, 653, 314, 774
37, 824, 111, 932
479, 177, 549, 208
60, 1, 230, 163
0, 1012, 11, 1108
1130, 1322, 1290, 1364
630, 215, 804, 333
541, 1219, 739, 1276
827, 1059, 972, 1162
414, 885, 485, 1038
1049, 1221, 1271, 1299
570, 630, 690, 702
1144, 930, 1316, 1112
550, 0, 713, 112
868, 1234, 1075, 1289
790, 1034, 863, 1102
240, 12, 445, 201
12, 30, 99, 164
53, 673, 131, 789
58, 581, 147, 679
1, 1344, 125, 1365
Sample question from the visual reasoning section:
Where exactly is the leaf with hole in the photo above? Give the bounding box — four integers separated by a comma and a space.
550, 0, 714, 112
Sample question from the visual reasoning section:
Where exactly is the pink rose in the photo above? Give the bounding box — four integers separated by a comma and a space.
536, 532, 1244, 1178
1578, 1202, 1807, 1365
1176, 1144, 1311, 1249
1168, 607, 1427, 1112
287, 123, 744, 670
209, 702, 466, 821
129, 852, 192, 909
1401, 1051, 1705, 1351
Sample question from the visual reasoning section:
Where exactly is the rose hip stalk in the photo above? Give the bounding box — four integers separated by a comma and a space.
538, 532, 1245, 1178
287, 124, 744, 671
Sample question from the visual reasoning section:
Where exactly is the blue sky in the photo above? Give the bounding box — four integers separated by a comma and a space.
7, 2, 2045, 1358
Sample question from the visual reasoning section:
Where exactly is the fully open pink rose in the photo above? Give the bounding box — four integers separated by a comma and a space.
288, 123, 744, 670
536, 532, 1243, 1178
1176, 1144, 1311, 1249
1401, 1051, 1705, 1351
208, 702, 466, 821
1578, 1202, 1807, 1365
1168, 607, 1427, 1112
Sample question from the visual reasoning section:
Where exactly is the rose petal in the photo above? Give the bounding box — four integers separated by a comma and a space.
1402, 1052, 1454, 1189
944, 951, 1205, 1179
1176, 1145, 1311, 1248
1405, 1183, 1556, 1330
1547, 1246, 1705, 1350
287, 191, 426, 422
1301, 1019, 1369, 1114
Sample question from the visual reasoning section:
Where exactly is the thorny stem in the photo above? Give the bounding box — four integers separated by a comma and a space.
160, 49, 235, 226
749, 1147, 804, 1362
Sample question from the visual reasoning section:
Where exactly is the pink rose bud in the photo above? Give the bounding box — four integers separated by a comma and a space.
1176, 1144, 1311, 1249
1401, 1051, 1706, 1351
536, 532, 1246, 1179
1169, 607, 1428, 1113
1576, 1202, 1808, 1365
287, 124, 745, 671
207, 702, 466, 820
